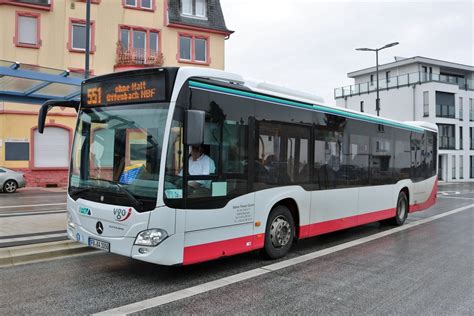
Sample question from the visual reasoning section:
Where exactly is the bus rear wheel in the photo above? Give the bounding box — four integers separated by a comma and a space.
389, 191, 408, 226
262, 205, 295, 260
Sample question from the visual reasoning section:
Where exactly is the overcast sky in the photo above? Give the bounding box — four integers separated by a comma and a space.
220, 0, 473, 104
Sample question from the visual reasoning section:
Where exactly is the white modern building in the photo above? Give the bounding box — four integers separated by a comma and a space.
334, 56, 474, 182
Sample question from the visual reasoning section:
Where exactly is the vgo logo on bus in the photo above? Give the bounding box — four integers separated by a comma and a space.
113, 207, 132, 222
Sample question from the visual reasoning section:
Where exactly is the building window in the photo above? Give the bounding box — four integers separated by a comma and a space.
423, 91, 429, 117
123, 0, 154, 10
360, 101, 364, 112
68, 18, 95, 53
181, 0, 207, 18
470, 127, 474, 150
435, 91, 455, 118
386, 71, 391, 83
15, 11, 41, 48
470, 98, 474, 121
452, 155, 456, 179
370, 74, 374, 86
178, 34, 209, 64
437, 124, 455, 149
459, 97, 463, 120
460, 126, 463, 149
5, 142, 29, 161
118, 26, 160, 65
470, 156, 474, 179
460, 156, 463, 179
4, 0, 52, 11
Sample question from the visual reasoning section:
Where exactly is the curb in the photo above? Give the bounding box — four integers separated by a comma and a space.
0, 240, 97, 268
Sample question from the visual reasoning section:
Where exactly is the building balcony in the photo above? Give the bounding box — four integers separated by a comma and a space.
335, 71, 474, 99
115, 46, 164, 69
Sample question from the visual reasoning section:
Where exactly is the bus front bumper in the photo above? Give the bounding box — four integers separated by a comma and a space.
67, 224, 184, 266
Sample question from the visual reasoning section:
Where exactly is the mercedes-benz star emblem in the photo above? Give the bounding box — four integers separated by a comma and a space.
96, 221, 104, 235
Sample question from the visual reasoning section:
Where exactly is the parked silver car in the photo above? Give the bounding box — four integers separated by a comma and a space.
0, 167, 26, 193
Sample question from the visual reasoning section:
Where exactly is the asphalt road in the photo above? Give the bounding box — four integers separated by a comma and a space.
0, 183, 472, 315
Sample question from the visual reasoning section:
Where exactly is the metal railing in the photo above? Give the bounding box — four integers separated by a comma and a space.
335, 71, 474, 98
115, 47, 163, 67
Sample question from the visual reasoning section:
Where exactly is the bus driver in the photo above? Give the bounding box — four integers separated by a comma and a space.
179, 145, 216, 189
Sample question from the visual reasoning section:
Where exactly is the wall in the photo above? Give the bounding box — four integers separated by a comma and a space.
0, 102, 76, 186
0, 0, 227, 74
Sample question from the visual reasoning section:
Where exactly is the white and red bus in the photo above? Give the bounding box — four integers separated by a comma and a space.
39, 67, 438, 265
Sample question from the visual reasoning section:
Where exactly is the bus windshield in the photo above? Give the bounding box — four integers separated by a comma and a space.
69, 103, 169, 212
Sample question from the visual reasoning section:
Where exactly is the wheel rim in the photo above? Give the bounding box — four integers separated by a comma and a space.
397, 197, 406, 220
270, 215, 292, 248
5, 181, 16, 193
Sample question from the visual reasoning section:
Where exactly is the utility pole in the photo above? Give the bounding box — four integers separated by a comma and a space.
356, 42, 399, 116
85, 0, 91, 79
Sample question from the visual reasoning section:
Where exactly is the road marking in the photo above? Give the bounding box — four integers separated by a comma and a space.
12, 194, 66, 199
438, 196, 474, 200
0, 230, 66, 240
0, 232, 67, 245
0, 210, 67, 218
0, 203, 66, 209
94, 204, 473, 316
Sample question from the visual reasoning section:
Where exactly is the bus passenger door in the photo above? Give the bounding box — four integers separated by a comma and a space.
168, 94, 256, 264
310, 117, 360, 235
254, 121, 312, 238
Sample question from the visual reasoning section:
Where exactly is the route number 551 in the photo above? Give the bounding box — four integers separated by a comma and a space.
87, 88, 102, 105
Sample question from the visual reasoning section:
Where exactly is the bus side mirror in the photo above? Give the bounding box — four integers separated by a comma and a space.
185, 110, 205, 145
38, 99, 80, 134
38, 104, 51, 134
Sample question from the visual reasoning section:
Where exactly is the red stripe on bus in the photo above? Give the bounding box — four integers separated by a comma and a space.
299, 207, 396, 239
409, 179, 438, 213
183, 233, 265, 265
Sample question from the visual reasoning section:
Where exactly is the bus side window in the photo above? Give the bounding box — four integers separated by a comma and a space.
370, 125, 394, 185
393, 129, 411, 181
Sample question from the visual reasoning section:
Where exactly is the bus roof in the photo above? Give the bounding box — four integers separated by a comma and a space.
175, 68, 436, 134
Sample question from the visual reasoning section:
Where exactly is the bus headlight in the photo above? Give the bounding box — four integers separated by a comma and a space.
134, 229, 168, 247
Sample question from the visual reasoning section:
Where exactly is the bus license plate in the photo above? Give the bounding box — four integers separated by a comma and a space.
88, 238, 110, 252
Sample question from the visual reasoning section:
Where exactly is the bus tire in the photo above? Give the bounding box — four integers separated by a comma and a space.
390, 191, 408, 226
261, 205, 295, 260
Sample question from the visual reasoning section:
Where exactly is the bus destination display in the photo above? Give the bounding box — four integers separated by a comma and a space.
82, 74, 166, 107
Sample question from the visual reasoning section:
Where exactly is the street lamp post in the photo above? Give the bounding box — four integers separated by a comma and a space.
356, 42, 399, 116
85, 0, 91, 79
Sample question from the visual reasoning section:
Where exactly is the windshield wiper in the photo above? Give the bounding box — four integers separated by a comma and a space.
69, 186, 92, 197
89, 178, 144, 211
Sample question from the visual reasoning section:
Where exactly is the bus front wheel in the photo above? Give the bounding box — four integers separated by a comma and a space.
262, 205, 295, 259
389, 191, 408, 226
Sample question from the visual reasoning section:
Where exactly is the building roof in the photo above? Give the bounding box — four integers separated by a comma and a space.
167, 0, 233, 35
348, 56, 474, 78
